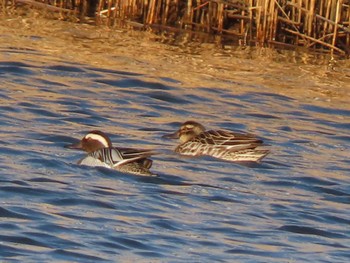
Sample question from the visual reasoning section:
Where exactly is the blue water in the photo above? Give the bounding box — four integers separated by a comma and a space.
1, 47, 350, 263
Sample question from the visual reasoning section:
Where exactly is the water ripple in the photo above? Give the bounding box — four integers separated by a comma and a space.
279, 225, 347, 239
0, 45, 349, 262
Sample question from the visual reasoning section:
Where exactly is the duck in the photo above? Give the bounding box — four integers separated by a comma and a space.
65, 130, 156, 176
163, 121, 269, 162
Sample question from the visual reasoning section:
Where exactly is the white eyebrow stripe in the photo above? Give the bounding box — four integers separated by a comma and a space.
85, 133, 109, 147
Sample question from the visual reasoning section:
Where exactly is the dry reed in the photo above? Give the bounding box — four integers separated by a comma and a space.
2, 0, 350, 55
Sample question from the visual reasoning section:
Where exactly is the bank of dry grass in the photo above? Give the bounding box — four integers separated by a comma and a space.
2, 0, 350, 56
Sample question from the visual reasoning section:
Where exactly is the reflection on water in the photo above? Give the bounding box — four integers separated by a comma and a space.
1, 15, 350, 263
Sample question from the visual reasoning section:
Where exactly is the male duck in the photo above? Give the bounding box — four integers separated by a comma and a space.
65, 130, 156, 176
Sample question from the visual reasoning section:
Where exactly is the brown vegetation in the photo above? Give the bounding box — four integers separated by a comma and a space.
2, 0, 350, 56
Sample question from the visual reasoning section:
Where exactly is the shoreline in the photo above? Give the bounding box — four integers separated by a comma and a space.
0, 12, 349, 108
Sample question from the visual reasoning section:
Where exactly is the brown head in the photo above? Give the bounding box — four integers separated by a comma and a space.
65, 130, 112, 153
163, 121, 206, 143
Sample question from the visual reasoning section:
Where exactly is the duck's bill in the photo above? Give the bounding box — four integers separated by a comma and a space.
162, 131, 179, 139
64, 141, 83, 149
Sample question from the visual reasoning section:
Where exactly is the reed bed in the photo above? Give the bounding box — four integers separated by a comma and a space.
3, 0, 350, 55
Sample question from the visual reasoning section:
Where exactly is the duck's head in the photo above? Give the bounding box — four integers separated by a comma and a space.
163, 121, 205, 143
65, 130, 112, 152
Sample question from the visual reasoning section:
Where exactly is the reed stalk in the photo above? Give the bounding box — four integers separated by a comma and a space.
284, 27, 345, 54
331, 0, 342, 57
325, 0, 332, 35
208, 0, 213, 32
186, 0, 192, 28
96, 0, 103, 23
217, 2, 224, 32
162, 0, 170, 25
255, 0, 262, 45
262, 0, 268, 44
308, 0, 315, 43
347, 2, 350, 47
240, 2, 245, 35
248, 0, 253, 44
113, 0, 120, 25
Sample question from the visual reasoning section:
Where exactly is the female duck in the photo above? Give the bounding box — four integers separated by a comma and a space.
163, 121, 269, 162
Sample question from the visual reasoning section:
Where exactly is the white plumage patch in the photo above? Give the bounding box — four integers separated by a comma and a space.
85, 133, 109, 147
78, 156, 110, 168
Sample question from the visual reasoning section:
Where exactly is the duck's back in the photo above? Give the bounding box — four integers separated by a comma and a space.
79, 147, 155, 175
175, 129, 269, 162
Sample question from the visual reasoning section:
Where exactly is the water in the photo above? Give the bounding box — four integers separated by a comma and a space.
1, 16, 350, 263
